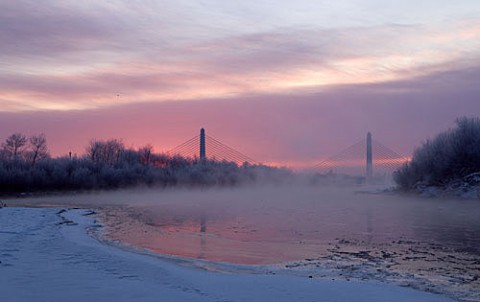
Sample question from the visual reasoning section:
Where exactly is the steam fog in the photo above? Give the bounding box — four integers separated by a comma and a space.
15, 184, 480, 264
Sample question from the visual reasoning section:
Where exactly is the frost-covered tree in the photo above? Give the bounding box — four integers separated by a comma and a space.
138, 144, 153, 166
86, 139, 124, 165
0, 134, 293, 193
394, 116, 480, 190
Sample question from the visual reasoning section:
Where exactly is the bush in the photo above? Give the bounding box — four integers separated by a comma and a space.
394, 117, 480, 190
0, 142, 291, 194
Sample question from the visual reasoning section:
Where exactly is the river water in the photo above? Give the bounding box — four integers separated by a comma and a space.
94, 186, 480, 265
10, 186, 480, 300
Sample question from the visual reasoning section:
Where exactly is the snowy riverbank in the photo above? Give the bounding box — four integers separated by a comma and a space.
0, 206, 456, 302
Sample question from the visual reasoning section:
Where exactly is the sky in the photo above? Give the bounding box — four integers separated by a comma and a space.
1, 0, 480, 168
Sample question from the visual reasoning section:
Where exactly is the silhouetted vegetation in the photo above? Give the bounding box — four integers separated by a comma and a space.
394, 117, 480, 192
0, 136, 292, 195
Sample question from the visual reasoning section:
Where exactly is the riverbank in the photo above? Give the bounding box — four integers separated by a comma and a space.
4, 186, 480, 301
0, 206, 456, 302
97, 204, 480, 302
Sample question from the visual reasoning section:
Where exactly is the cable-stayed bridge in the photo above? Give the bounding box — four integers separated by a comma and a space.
167, 129, 258, 166
167, 129, 409, 178
312, 132, 409, 178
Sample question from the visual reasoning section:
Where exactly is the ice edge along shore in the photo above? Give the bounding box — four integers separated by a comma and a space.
0, 206, 455, 302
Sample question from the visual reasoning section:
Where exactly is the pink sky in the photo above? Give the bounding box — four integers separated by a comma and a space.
1, 1, 480, 168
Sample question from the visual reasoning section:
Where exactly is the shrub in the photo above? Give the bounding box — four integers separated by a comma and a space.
394, 117, 480, 190
0, 140, 291, 193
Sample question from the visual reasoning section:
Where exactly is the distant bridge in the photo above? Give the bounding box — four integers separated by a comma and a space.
313, 132, 409, 178
168, 129, 409, 177
167, 128, 258, 166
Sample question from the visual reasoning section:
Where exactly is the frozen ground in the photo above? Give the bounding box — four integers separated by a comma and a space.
0, 206, 455, 302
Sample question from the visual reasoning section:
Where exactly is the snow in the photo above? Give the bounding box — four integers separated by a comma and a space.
0, 207, 455, 302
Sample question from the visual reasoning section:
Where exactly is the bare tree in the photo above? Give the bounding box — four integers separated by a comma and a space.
86, 139, 102, 162
86, 139, 124, 165
29, 134, 49, 166
101, 139, 124, 165
2, 133, 27, 159
139, 144, 153, 165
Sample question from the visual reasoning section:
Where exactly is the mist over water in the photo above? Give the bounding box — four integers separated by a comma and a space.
16, 184, 480, 264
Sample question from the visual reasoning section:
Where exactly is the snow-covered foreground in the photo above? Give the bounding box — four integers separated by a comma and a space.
0, 207, 455, 302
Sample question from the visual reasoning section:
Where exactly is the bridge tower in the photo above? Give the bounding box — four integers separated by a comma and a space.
200, 128, 206, 160
366, 132, 373, 180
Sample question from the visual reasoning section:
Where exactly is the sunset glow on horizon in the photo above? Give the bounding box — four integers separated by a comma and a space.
1, 1, 480, 167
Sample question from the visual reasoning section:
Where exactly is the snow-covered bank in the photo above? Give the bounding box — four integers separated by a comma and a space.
0, 207, 455, 302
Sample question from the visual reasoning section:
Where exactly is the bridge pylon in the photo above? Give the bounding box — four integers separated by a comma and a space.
200, 128, 206, 161
313, 132, 407, 178
366, 132, 373, 180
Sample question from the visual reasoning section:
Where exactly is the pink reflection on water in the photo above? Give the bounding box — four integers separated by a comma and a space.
100, 187, 480, 265
104, 205, 332, 264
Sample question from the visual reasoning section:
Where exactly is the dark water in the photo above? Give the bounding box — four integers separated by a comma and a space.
94, 186, 480, 264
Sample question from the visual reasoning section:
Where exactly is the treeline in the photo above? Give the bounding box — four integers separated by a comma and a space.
0, 135, 292, 194
394, 117, 480, 191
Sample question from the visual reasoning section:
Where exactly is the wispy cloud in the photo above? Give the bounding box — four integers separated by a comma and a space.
1, 64, 480, 165
1, 1, 480, 112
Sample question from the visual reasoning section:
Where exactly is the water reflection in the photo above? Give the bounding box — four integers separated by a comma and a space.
200, 213, 207, 233
101, 186, 480, 264
199, 213, 207, 259
365, 206, 373, 244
